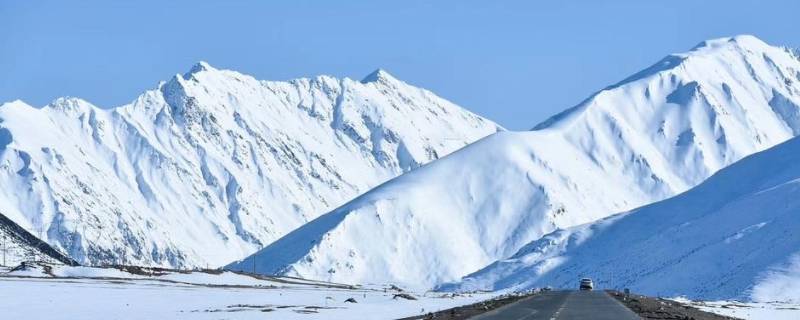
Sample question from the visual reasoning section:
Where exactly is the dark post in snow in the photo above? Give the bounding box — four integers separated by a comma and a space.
251, 245, 263, 275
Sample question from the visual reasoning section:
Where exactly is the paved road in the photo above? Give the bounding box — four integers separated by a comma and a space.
470, 290, 640, 320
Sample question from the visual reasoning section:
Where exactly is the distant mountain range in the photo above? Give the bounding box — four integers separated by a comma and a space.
228, 35, 800, 293
3, 35, 800, 302
0, 64, 500, 268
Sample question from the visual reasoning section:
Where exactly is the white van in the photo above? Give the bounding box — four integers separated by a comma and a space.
579, 278, 594, 290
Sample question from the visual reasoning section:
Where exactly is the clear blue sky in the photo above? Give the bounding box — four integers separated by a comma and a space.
2, 0, 798, 129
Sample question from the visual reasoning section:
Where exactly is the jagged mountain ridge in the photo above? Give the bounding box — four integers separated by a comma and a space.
229, 35, 800, 289
0, 64, 501, 268
446, 134, 800, 302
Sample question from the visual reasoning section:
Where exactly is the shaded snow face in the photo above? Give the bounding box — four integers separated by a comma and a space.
0, 65, 501, 268
0, 214, 70, 266
234, 35, 800, 290
450, 135, 800, 302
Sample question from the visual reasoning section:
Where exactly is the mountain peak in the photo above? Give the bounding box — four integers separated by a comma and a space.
729, 34, 767, 45
0, 55, 501, 271
46, 97, 95, 113
183, 61, 216, 79
361, 68, 398, 84
0, 99, 31, 109
692, 34, 770, 52
534, 35, 788, 132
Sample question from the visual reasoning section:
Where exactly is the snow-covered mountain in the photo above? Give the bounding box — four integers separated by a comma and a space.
445, 134, 800, 303
0, 64, 501, 268
229, 35, 800, 289
0, 212, 76, 266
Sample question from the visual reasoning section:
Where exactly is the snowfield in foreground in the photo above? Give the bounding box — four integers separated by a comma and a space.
675, 298, 800, 320
0, 264, 491, 320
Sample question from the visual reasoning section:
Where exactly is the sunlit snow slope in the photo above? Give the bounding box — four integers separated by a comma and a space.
447, 135, 800, 303
0, 64, 501, 268
230, 35, 800, 289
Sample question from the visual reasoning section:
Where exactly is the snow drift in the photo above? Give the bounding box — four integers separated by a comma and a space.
446, 134, 800, 302
0, 64, 500, 268
229, 35, 800, 289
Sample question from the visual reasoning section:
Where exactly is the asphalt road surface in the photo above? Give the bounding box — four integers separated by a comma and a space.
470, 290, 640, 320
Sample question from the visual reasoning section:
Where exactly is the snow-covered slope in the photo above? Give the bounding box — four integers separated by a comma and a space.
446, 135, 800, 302
0, 64, 501, 268
229, 35, 800, 289
0, 212, 76, 266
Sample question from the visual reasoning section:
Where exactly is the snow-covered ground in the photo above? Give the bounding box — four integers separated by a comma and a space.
675, 298, 800, 320
230, 35, 800, 290
0, 264, 492, 319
